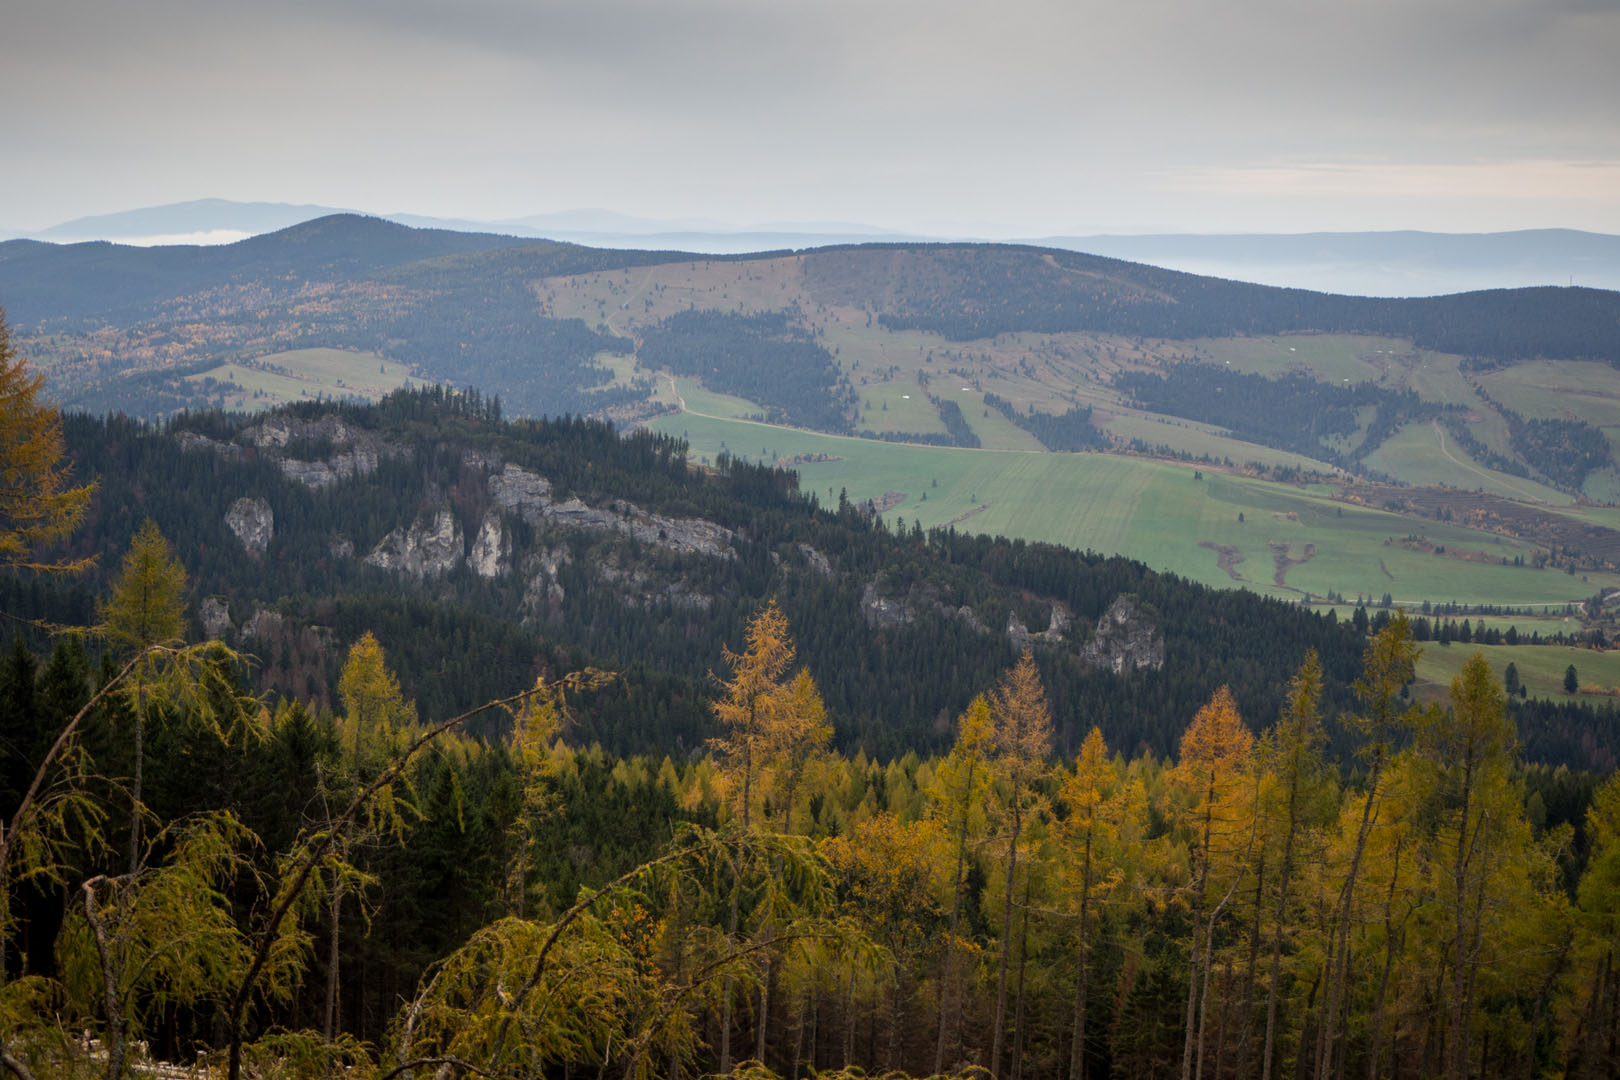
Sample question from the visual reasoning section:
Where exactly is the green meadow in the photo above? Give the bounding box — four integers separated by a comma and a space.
652, 409, 1620, 607
188, 348, 415, 410
1414, 641, 1620, 702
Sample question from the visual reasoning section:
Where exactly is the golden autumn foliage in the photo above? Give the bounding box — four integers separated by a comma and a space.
0, 309, 94, 580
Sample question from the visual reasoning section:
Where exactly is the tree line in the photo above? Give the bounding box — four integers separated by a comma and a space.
5, 574, 1619, 1080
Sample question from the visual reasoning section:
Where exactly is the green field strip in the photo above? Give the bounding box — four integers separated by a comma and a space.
1414, 642, 1620, 702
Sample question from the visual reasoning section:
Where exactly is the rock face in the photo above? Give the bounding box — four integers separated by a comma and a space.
1007, 604, 1072, 650
240, 415, 404, 490
488, 464, 734, 558
860, 575, 988, 634
200, 597, 234, 640
177, 432, 242, 459
469, 512, 508, 579
1079, 595, 1165, 674
365, 510, 464, 579
520, 546, 570, 621
225, 497, 274, 556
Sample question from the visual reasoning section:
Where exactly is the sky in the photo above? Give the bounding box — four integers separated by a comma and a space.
5, 0, 1619, 236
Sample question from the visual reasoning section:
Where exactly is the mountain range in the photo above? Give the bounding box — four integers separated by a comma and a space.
9, 198, 1620, 296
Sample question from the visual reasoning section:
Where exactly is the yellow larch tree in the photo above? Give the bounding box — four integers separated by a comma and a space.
0, 308, 94, 582
988, 649, 1053, 1080
1170, 685, 1255, 1080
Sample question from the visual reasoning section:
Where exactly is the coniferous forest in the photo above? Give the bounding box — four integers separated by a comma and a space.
8, 319, 1620, 1080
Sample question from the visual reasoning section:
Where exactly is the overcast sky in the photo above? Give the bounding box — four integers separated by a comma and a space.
5, 0, 1619, 235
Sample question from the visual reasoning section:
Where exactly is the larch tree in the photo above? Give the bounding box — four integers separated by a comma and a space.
336, 630, 415, 763
930, 694, 994, 1075
1424, 650, 1518, 1080
101, 520, 188, 877
768, 668, 830, 836
707, 597, 815, 1070
988, 649, 1053, 1080
0, 308, 94, 584
1317, 614, 1419, 1080
710, 597, 797, 832
327, 632, 414, 1039
1169, 685, 1255, 1080
1259, 651, 1332, 1080
1062, 725, 1125, 1080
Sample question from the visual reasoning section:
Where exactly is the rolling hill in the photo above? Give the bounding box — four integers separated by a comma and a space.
8, 215, 1620, 613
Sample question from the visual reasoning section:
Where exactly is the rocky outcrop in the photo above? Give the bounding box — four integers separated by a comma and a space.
597, 554, 714, 611
519, 546, 570, 622
469, 512, 508, 579
365, 510, 464, 579
1079, 595, 1165, 674
797, 544, 834, 577
487, 464, 734, 558
200, 597, 234, 640
225, 497, 273, 556
240, 415, 405, 490
241, 609, 285, 642
861, 575, 989, 634
177, 432, 242, 459
1007, 603, 1072, 650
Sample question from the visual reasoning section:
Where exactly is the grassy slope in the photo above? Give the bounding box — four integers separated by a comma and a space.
185, 347, 417, 410
653, 409, 1620, 606
1414, 641, 1620, 702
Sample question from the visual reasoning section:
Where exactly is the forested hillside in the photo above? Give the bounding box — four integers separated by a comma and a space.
10, 351, 1620, 1080
8, 218, 1620, 429
5, 588, 1620, 1080
2, 390, 1368, 759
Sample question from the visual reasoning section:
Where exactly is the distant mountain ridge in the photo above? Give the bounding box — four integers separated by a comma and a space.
10, 198, 1620, 295
5, 213, 1620, 426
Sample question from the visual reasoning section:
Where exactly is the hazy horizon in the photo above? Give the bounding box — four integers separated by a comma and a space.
4, 0, 1617, 239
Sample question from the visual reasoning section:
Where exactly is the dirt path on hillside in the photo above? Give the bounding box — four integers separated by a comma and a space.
1428, 418, 1548, 503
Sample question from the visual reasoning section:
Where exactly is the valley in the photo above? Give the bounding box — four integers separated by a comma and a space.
8, 215, 1620, 632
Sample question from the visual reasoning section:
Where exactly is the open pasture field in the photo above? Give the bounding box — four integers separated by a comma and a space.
1362, 421, 1572, 504
186, 348, 415, 410
1413, 642, 1620, 703
1194, 334, 1417, 384
543, 261, 1611, 510
652, 409, 1620, 607
1474, 360, 1620, 427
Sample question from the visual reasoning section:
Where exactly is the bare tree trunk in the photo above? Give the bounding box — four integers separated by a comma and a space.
1012, 877, 1032, 1080
757, 954, 771, 1065
324, 875, 343, 1042
1365, 843, 1405, 1080
720, 884, 740, 1072
1262, 809, 1300, 1080
81, 879, 127, 1080
1235, 857, 1265, 1080
791, 989, 806, 1080
843, 960, 856, 1067
992, 804, 1023, 1079
1213, 958, 1235, 1080
936, 770, 975, 1077
1069, 831, 1093, 1080
1446, 755, 1475, 1080
127, 711, 143, 878
1319, 754, 1384, 1080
